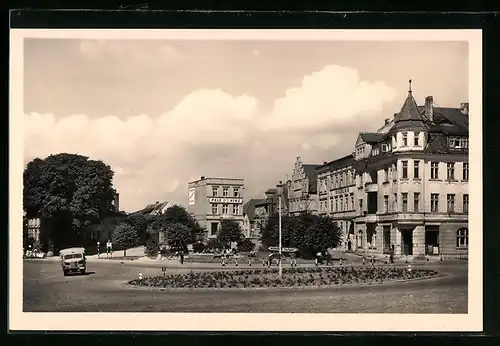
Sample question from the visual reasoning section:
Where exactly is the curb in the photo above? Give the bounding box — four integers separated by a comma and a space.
122, 272, 445, 293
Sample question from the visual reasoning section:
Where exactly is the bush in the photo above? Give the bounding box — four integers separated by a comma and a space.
145, 236, 160, 258
192, 242, 205, 253
237, 238, 255, 252
206, 238, 223, 251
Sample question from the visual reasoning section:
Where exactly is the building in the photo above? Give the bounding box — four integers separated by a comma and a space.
288, 156, 320, 215
316, 154, 357, 251
187, 176, 245, 241
242, 184, 290, 241
134, 201, 174, 216
349, 81, 469, 259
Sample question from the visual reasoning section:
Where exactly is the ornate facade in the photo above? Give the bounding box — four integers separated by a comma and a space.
287, 156, 320, 215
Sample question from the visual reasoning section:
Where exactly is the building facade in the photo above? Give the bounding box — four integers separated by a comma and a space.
187, 176, 245, 241
288, 156, 320, 215
316, 155, 357, 251
350, 82, 469, 258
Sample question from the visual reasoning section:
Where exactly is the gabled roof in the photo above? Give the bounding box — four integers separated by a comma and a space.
134, 201, 172, 216
243, 199, 266, 222
302, 164, 320, 194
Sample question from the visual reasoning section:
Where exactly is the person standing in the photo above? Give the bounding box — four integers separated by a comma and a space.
180, 251, 184, 265
106, 240, 113, 258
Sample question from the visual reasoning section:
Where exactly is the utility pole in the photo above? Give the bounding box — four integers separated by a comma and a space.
278, 181, 283, 277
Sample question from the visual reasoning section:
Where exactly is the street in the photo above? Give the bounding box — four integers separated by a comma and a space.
23, 259, 468, 313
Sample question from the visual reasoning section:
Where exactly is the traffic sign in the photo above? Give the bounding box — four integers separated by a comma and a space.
268, 246, 298, 253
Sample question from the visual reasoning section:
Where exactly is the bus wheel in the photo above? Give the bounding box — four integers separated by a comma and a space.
63, 270, 69, 276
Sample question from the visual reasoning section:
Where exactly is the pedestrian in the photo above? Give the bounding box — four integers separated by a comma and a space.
248, 258, 252, 266
390, 252, 394, 264
362, 256, 366, 265
222, 258, 226, 267
371, 256, 375, 266
106, 240, 113, 258
315, 257, 318, 267
235, 258, 238, 267
262, 258, 266, 267
180, 251, 184, 265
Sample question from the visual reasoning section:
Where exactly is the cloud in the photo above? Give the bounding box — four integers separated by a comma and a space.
79, 40, 185, 64
23, 65, 396, 212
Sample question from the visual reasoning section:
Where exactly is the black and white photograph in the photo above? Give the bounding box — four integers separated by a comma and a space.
9, 29, 482, 332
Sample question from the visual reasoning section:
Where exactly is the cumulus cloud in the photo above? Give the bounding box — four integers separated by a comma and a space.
23, 64, 396, 212
79, 40, 185, 64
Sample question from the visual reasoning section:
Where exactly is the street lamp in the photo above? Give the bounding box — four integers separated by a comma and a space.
277, 181, 283, 277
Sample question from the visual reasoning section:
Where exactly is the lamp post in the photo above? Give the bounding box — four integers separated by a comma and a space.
277, 181, 283, 277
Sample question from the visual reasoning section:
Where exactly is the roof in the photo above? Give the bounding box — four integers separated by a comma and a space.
417, 106, 469, 135
302, 164, 320, 194
316, 154, 355, 174
59, 247, 85, 255
243, 199, 266, 222
389, 90, 428, 133
359, 132, 386, 144
133, 201, 172, 216
265, 188, 277, 195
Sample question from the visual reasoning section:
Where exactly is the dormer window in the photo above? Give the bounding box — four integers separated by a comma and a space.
381, 143, 390, 152
414, 132, 420, 146
448, 137, 468, 149
402, 132, 408, 146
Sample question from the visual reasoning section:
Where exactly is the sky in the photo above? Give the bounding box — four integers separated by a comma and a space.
23, 38, 469, 212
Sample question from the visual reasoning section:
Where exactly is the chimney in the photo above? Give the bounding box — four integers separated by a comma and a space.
200, 176, 205, 180
114, 193, 120, 212
323, 161, 327, 165
425, 96, 434, 121
460, 102, 469, 116
384, 118, 390, 125
393, 113, 398, 118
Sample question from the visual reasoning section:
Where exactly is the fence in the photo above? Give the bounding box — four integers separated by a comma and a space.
439, 252, 468, 261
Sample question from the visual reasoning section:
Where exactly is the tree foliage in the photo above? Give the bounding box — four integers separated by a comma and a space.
145, 236, 160, 258
158, 205, 204, 242
112, 223, 139, 257
164, 222, 192, 252
23, 153, 116, 251
237, 238, 255, 252
217, 219, 244, 248
262, 213, 342, 258
124, 213, 152, 245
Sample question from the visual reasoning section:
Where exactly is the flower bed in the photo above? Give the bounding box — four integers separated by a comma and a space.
128, 267, 440, 289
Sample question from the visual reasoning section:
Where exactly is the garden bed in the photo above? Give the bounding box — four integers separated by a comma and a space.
128, 266, 441, 290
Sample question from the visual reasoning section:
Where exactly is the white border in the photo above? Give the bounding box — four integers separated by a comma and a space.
9, 29, 483, 332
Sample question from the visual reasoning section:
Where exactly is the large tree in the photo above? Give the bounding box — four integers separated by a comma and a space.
217, 219, 244, 248
159, 205, 204, 242
112, 223, 139, 257
23, 153, 116, 252
262, 213, 342, 258
123, 213, 152, 245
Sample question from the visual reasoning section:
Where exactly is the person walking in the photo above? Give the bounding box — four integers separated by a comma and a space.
180, 251, 184, 265
106, 240, 113, 258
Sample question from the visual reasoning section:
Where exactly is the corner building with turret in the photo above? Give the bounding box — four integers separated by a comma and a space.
319, 82, 469, 259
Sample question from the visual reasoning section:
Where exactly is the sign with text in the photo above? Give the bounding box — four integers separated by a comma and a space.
188, 188, 196, 206
268, 246, 298, 253
208, 197, 243, 204
334, 187, 350, 195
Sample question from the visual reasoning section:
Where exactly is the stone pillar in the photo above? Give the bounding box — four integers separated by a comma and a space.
391, 227, 401, 256
413, 225, 426, 258
375, 225, 384, 253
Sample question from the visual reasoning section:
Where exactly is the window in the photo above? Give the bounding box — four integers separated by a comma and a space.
350, 194, 354, 211
456, 228, 468, 248
392, 164, 398, 180
233, 188, 240, 197
431, 194, 439, 212
381, 143, 389, 152
211, 204, 218, 215
402, 161, 408, 179
384, 195, 389, 213
447, 194, 455, 213
344, 195, 348, 211
383, 168, 389, 182
463, 163, 469, 181
340, 174, 344, 187
223, 187, 229, 197
335, 197, 339, 212
447, 163, 455, 180
334, 175, 339, 188
431, 162, 439, 179
402, 132, 408, 146
222, 204, 228, 214
449, 137, 469, 149
463, 194, 469, 213
414, 193, 420, 212
232, 204, 239, 215
359, 199, 363, 212
212, 186, 219, 197
402, 193, 408, 212
210, 222, 218, 236
414, 160, 420, 179
414, 132, 420, 146
393, 193, 397, 212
